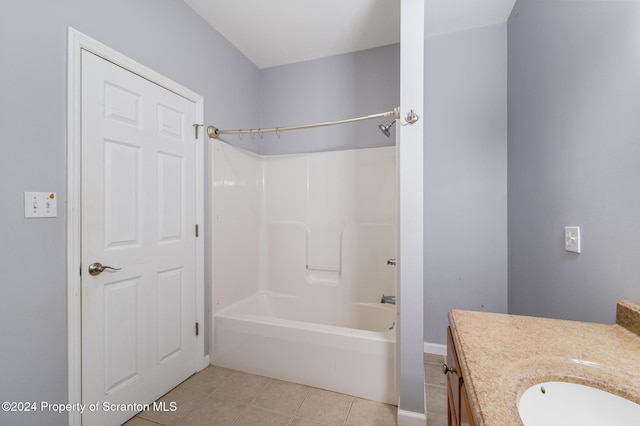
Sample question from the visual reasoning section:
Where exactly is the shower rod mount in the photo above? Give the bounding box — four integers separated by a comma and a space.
404, 109, 420, 124
207, 105, 400, 140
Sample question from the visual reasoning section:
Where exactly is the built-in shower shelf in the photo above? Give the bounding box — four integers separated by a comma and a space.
306, 265, 340, 285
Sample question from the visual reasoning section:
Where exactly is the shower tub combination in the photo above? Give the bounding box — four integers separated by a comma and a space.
211, 291, 397, 404
210, 142, 398, 405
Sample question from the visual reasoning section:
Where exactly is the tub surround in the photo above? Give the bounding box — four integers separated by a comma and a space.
211, 143, 398, 405
211, 141, 396, 313
448, 300, 640, 425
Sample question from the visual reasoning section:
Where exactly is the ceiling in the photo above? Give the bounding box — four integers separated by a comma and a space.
184, 0, 516, 69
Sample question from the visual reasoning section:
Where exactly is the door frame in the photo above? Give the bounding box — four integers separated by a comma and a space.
66, 27, 206, 426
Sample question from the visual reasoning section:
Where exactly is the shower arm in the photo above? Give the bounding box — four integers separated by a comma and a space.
207, 105, 401, 139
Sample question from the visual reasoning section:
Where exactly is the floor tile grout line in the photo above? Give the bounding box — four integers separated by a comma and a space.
135, 417, 165, 426
234, 376, 324, 423
206, 368, 238, 399
289, 386, 355, 426
135, 386, 208, 425
246, 377, 316, 421
172, 386, 224, 425
247, 376, 272, 406
289, 383, 312, 419
178, 388, 211, 422
225, 373, 271, 426
229, 402, 249, 426
137, 375, 210, 423
137, 364, 438, 426
426, 383, 446, 389
342, 396, 356, 426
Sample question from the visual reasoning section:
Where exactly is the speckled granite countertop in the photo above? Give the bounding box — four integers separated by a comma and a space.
448, 300, 640, 426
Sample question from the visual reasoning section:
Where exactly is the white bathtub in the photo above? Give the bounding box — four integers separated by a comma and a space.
211, 292, 398, 404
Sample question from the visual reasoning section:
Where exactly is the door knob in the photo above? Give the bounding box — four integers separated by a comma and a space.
88, 262, 121, 276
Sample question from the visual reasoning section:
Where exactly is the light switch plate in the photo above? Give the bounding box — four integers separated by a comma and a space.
565, 226, 581, 253
24, 192, 57, 218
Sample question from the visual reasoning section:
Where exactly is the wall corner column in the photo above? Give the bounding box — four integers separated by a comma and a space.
397, 0, 426, 424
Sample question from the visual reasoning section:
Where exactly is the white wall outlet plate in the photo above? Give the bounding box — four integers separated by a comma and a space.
564, 226, 581, 253
24, 192, 57, 218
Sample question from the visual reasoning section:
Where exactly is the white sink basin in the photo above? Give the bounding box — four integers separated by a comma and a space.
518, 381, 640, 426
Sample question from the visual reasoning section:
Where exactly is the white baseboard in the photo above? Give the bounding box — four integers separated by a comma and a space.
397, 408, 427, 426
424, 341, 446, 356
396, 392, 427, 426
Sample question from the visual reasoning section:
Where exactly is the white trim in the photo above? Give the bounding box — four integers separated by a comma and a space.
202, 354, 211, 370
208, 140, 216, 361
397, 408, 428, 426
66, 27, 205, 426
424, 342, 447, 356
398, 0, 425, 418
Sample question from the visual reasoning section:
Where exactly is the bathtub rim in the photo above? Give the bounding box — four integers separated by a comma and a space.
214, 291, 397, 339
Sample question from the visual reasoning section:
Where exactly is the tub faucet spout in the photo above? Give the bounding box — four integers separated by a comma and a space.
381, 294, 396, 305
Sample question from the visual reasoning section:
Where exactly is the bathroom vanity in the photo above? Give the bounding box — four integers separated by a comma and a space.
444, 326, 474, 426
445, 300, 640, 425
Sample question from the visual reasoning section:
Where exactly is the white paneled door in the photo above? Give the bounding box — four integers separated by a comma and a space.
81, 50, 198, 425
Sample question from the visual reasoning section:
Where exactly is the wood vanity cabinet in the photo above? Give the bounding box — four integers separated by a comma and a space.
445, 326, 475, 426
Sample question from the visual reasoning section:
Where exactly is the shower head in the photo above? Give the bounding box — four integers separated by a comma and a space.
378, 120, 396, 137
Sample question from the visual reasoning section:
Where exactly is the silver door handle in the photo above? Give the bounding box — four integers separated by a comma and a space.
88, 262, 122, 276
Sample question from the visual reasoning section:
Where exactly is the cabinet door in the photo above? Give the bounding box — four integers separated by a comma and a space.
460, 382, 475, 426
446, 327, 463, 425
447, 379, 458, 426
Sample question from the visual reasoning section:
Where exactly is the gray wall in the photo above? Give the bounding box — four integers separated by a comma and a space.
0, 0, 523, 422
259, 27, 511, 350
0, 1, 259, 425
423, 24, 509, 345
507, 0, 640, 322
255, 44, 400, 155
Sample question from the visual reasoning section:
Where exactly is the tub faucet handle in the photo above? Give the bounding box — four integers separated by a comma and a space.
381, 294, 396, 305
387, 258, 396, 266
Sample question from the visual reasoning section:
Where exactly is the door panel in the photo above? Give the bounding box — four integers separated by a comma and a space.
157, 152, 184, 241
104, 140, 141, 247
81, 49, 198, 425
103, 277, 140, 394
157, 267, 184, 362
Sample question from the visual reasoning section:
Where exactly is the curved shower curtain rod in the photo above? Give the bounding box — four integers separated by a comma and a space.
206, 105, 402, 139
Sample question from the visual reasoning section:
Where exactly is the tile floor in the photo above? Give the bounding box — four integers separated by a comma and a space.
424, 353, 448, 426
123, 353, 448, 426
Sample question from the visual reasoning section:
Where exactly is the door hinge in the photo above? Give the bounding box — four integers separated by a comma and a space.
193, 124, 203, 139
195, 322, 199, 336
195, 224, 199, 237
